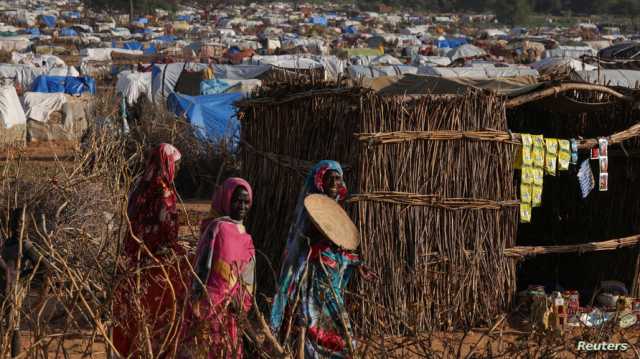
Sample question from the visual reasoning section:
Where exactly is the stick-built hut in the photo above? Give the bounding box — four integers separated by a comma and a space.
238, 75, 640, 335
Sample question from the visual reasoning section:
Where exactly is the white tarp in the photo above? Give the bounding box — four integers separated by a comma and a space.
80, 48, 143, 62
11, 53, 65, 69
447, 44, 487, 61
413, 56, 452, 66
349, 65, 418, 79
0, 85, 26, 128
544, 46, 596, 59
0, 64, 45, 89
351, 54, 403, 66
317, 56, 348, 80
418, 65, 539, 79
0, 36, 30, 52
22, 92, 67, 122
571, 69, 640, 88
531, 58, 596, 75
116, 71, 152, 105
249, 55, 323, 69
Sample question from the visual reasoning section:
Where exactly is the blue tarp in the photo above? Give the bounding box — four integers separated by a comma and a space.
31, 76, 96, 95
310, 16, 327, 26
26, 28, 40, 35
437, 37, 468, 49
177, 15, 192, 21
136, 17, 149, 24
167, 92, 243, 144
123, 41, 143, 50
345, 25, 358, 34
41, 15, 56, 28
200, 79, 231, 95
60, 27, 78, 37
144, 44, 157, 55
63, 11, 80, 19
155, 35, 177, 43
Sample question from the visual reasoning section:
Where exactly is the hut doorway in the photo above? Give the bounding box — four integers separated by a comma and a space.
507, 96, 640, 299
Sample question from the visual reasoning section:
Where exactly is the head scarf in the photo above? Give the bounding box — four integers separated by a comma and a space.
128, 143, 181, 217
201, 177, 253, 232
305, 160, 347, 201
141, 143, 182, 184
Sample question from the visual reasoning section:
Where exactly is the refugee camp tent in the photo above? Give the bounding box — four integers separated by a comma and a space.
413, 56, 452, 66
22, 91, 67, 122
348, 65, 418, 78
31, 75, 96, 95
418, 65, 539, 79
599, 42, 640, 59
0, 64, 46, 89
531, 57, 596, 76
167, 92, 243, 143
351, 54, 403, 66
249, 55, 323, 69
447, 44, 487, 61
0, 85, 26, 128
571, 69, 640, 88
151, 63, 272, 102
116, 71, 152, 105
544, 46, 596, 59
374, 74, 542, 97
200, 78, 262, 96
0, 36, 31, 52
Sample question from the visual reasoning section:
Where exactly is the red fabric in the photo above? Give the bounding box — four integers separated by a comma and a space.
124, 143, 181, 259
114, 143, 187, 358
313, 166, 348, 201
307, 325, 347, 352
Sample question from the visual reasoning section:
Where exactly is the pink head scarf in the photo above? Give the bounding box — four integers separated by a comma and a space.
211, 177, 253, 216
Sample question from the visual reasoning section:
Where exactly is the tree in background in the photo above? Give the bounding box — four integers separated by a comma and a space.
494, 0, 532, 25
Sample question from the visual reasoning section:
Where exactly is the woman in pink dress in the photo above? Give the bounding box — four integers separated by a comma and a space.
179, 177, 255, 358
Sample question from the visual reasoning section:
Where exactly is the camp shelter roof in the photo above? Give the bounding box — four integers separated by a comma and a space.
349, 65, 418, 79
249, 55, 323, 69
570, 69, 640, 88
31, 75, 96, 95
0, 85, 25, 128
373, 74, 542, 97
598, 42, 640, 59
351, 54, 403, 66
116, 70, 152, 105
530, 57, 596, 75
544, 45, 596, 59
446, 44, 487, 60
167, 92, 243, 144
151, 63, 272, 102
418, 65, 539, 79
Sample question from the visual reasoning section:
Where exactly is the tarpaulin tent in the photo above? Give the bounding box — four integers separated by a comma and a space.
348, 65, 418, 79
123, 41, 143, 50
152, 63, 272, 102
26, 28, 40, 36
116, 70, 152, 105
154, 35, 177, 43
60, 28, 78, 37
436, 37, 468, 49
136, 17, 149, 25
167, 92, 243, 144
40, 15, 56, 28
0, 85, 26, 128
447, 44, 487, 61
310, 16, 327, 26
177, 15, 192, 22
31, 76, 96, 95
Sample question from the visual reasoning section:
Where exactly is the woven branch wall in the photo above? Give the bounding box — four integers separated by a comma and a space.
240, 85, 519, 334
352, 92, 518, 334
239, 87, 363, 296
